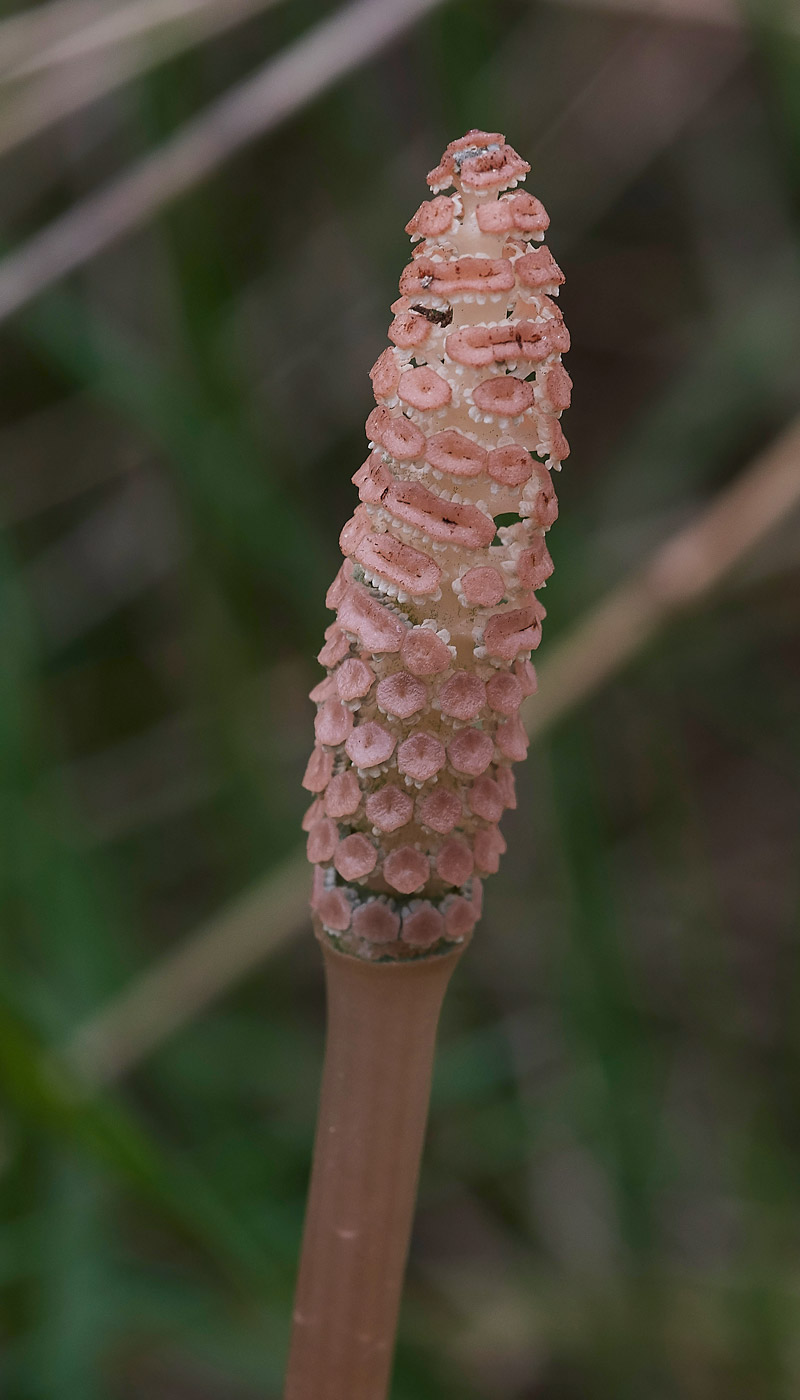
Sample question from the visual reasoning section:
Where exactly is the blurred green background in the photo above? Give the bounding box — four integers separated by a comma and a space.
1, 0, 799, 1395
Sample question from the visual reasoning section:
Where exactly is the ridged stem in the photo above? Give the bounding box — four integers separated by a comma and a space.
283, 935, 464, 1400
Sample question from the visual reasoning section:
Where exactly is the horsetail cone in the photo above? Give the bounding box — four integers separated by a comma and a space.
303, 131, 570, 958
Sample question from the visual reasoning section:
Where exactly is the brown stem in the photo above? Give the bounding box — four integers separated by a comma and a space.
284, 935, 465, 1400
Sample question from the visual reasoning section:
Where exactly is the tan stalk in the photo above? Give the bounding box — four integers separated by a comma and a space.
286, 130, 570, 1397
284, 933, 464, 1399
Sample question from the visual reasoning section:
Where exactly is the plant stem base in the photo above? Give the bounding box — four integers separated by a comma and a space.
283, 934, 465, 1400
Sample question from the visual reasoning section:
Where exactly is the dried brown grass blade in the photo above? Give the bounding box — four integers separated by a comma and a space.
5, 0, 280, 80
67, 847, 310, 1085
62, 416, 800, 1084
0, 0, 104, 76
524, 415, 800, 737
0, 0, 449, 324
0, 0, 289, 162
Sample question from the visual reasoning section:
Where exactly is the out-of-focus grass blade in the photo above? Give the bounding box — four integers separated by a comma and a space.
743, 0, 800, 206
12, 280, 328, 896
0, 517, 137, 1032
432, 1019, 518, 1108
0, 0, 290, 163
19, 293, 329, 636
16, 1157, 108, 1400
595, 281, 800, 535
0, 995, 290, 1291
551, 721, 665, 1248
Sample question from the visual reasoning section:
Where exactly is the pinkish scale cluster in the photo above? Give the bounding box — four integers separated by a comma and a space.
303, 131, 570, 959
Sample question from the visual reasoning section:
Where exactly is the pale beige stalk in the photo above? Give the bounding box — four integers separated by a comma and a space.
287, 129, 569, 1400
284, 936, 464, 1400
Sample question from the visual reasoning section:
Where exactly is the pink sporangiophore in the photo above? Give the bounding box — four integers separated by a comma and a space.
303, 129, 570, 959
288, 133, 569, 1400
